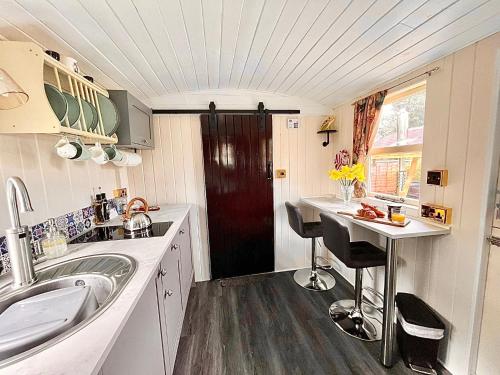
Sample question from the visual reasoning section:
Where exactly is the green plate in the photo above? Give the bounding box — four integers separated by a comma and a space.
96, 93, 119, 136
62, 92, 81, 128
81, 98, 98, 131
44, 84, 67, 124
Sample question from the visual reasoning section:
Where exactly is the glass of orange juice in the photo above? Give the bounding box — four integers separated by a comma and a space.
391, 208, 406, 223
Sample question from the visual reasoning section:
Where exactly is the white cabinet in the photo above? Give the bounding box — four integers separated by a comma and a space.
101, 278, 166, 375
101, 214, 194, 375
156, 242, 183, 373
178, 216, 193, 309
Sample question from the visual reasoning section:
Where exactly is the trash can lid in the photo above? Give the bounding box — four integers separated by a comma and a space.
396, 293, 445, 339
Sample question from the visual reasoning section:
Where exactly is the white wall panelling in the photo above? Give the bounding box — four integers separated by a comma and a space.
127, 114, 336, 281
0, 0, 499, 107
330, 33, 500, 375
0, 134, 123, 232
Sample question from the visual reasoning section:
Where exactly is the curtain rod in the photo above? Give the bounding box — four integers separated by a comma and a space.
351, 67, 440, 105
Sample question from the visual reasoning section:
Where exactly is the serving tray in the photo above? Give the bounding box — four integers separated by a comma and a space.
337, 211, 411, 227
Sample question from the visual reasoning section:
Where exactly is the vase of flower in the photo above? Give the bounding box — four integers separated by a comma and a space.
340, 184, 354, 205
328, 164, 365, 206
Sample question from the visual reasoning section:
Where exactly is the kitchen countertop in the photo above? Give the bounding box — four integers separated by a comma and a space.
301, 195, 451, 239
2, 204, 191, 375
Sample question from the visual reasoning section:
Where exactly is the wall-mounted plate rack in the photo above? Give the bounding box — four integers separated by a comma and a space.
0, 41, 117, 144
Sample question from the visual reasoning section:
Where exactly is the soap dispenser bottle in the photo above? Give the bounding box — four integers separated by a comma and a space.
41, 218, 68, 259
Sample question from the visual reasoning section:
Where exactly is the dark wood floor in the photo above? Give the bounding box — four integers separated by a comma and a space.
173, 269, 442, 375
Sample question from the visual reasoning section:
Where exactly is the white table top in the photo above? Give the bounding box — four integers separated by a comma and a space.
301, 195, 451, 240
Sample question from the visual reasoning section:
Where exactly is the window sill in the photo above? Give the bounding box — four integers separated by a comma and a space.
365, 195, 420, 214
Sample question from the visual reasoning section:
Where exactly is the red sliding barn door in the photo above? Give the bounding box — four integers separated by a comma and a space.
201, 113, 274, 279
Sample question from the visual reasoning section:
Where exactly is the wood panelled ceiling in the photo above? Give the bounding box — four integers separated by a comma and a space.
1, 0, 499, 107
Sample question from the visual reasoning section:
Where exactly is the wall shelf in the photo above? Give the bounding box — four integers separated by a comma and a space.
0, 41, 117, 144
317, 129, 337, 147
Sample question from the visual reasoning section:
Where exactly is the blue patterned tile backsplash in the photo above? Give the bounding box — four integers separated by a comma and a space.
0, 204, 99, 274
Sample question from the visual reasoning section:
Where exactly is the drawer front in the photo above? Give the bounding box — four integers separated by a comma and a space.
159, 247, 183, 363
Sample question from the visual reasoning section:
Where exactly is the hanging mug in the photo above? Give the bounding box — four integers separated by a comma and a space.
103, 145, 124, 162
112, 151, 142, 167
55, 137, 90, 160
90, 142, 109, 165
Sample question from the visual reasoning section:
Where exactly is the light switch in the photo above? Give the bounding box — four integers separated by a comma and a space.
276, 169, 286, 178
287, 118, 299, 129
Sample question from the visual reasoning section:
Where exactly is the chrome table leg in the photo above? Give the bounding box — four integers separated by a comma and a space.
380, 237, 398, 367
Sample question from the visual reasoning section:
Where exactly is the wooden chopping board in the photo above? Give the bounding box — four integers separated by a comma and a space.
337, 211, 411, 227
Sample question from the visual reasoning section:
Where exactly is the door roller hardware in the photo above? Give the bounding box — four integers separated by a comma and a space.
487, 236, 500, 247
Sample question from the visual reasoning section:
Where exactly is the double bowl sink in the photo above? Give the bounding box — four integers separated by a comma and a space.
0, 253, 136, 367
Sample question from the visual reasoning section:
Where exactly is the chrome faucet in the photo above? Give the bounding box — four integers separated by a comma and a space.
5, 176, 36, 288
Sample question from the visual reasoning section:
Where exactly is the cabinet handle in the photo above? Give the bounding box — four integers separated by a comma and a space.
266, 161, 273, 180
166, 290, 173, 297
179, 229, 185, 235
171, 244, 180, 251
159, 268, 167, 277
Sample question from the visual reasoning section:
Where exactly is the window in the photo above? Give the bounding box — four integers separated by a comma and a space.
368, 82, 426, 202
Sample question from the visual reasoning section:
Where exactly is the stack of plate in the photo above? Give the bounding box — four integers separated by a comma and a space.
44, 83, 119, 136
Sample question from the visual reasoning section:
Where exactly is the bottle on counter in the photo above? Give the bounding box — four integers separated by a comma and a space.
113, 188, 128, 216
93, 193, 105, 225
101, 193, 110, 221
41, 218, 68, 259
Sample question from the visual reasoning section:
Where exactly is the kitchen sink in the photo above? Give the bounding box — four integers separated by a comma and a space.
0, 254, 136, 367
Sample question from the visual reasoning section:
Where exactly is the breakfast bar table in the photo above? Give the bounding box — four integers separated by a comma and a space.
301, 195, 451, 367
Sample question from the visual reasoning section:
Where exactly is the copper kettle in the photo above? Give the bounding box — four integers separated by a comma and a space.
123, 197, 152, 233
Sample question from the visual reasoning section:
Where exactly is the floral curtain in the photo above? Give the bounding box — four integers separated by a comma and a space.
352, 90, 387, 197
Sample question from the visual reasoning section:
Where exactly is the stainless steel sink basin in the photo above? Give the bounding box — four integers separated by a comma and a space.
0, 253, 136, 367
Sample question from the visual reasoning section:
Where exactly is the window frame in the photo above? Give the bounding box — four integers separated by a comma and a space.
366, 81, 427, 207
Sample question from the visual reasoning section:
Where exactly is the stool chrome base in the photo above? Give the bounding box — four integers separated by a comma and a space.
329, 299, 383, 341
293, 268, 336, 291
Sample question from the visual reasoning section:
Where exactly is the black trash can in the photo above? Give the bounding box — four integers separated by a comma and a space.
396, 293, 445, 374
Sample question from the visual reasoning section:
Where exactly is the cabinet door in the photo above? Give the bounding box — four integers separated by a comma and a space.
155, 270, 172, 375
159, 246, 183, 365
130, 103, 153, 148
179, 217, 193, 309
101, 278, 165, 375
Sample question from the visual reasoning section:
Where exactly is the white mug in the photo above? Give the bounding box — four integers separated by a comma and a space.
90, 143, 109, 165
112, 151, 142, 167
56, 138, 78, 159
55, 138, 90, 160
60, 55, 80, 73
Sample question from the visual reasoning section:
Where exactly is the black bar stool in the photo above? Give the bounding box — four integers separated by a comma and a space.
285, 202, 335, 291
320, 212, 386, 341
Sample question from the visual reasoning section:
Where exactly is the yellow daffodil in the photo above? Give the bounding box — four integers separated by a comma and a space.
328, 163, 365, 182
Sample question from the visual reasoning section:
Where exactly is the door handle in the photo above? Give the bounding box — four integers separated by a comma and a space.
266, 161, 273, 180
